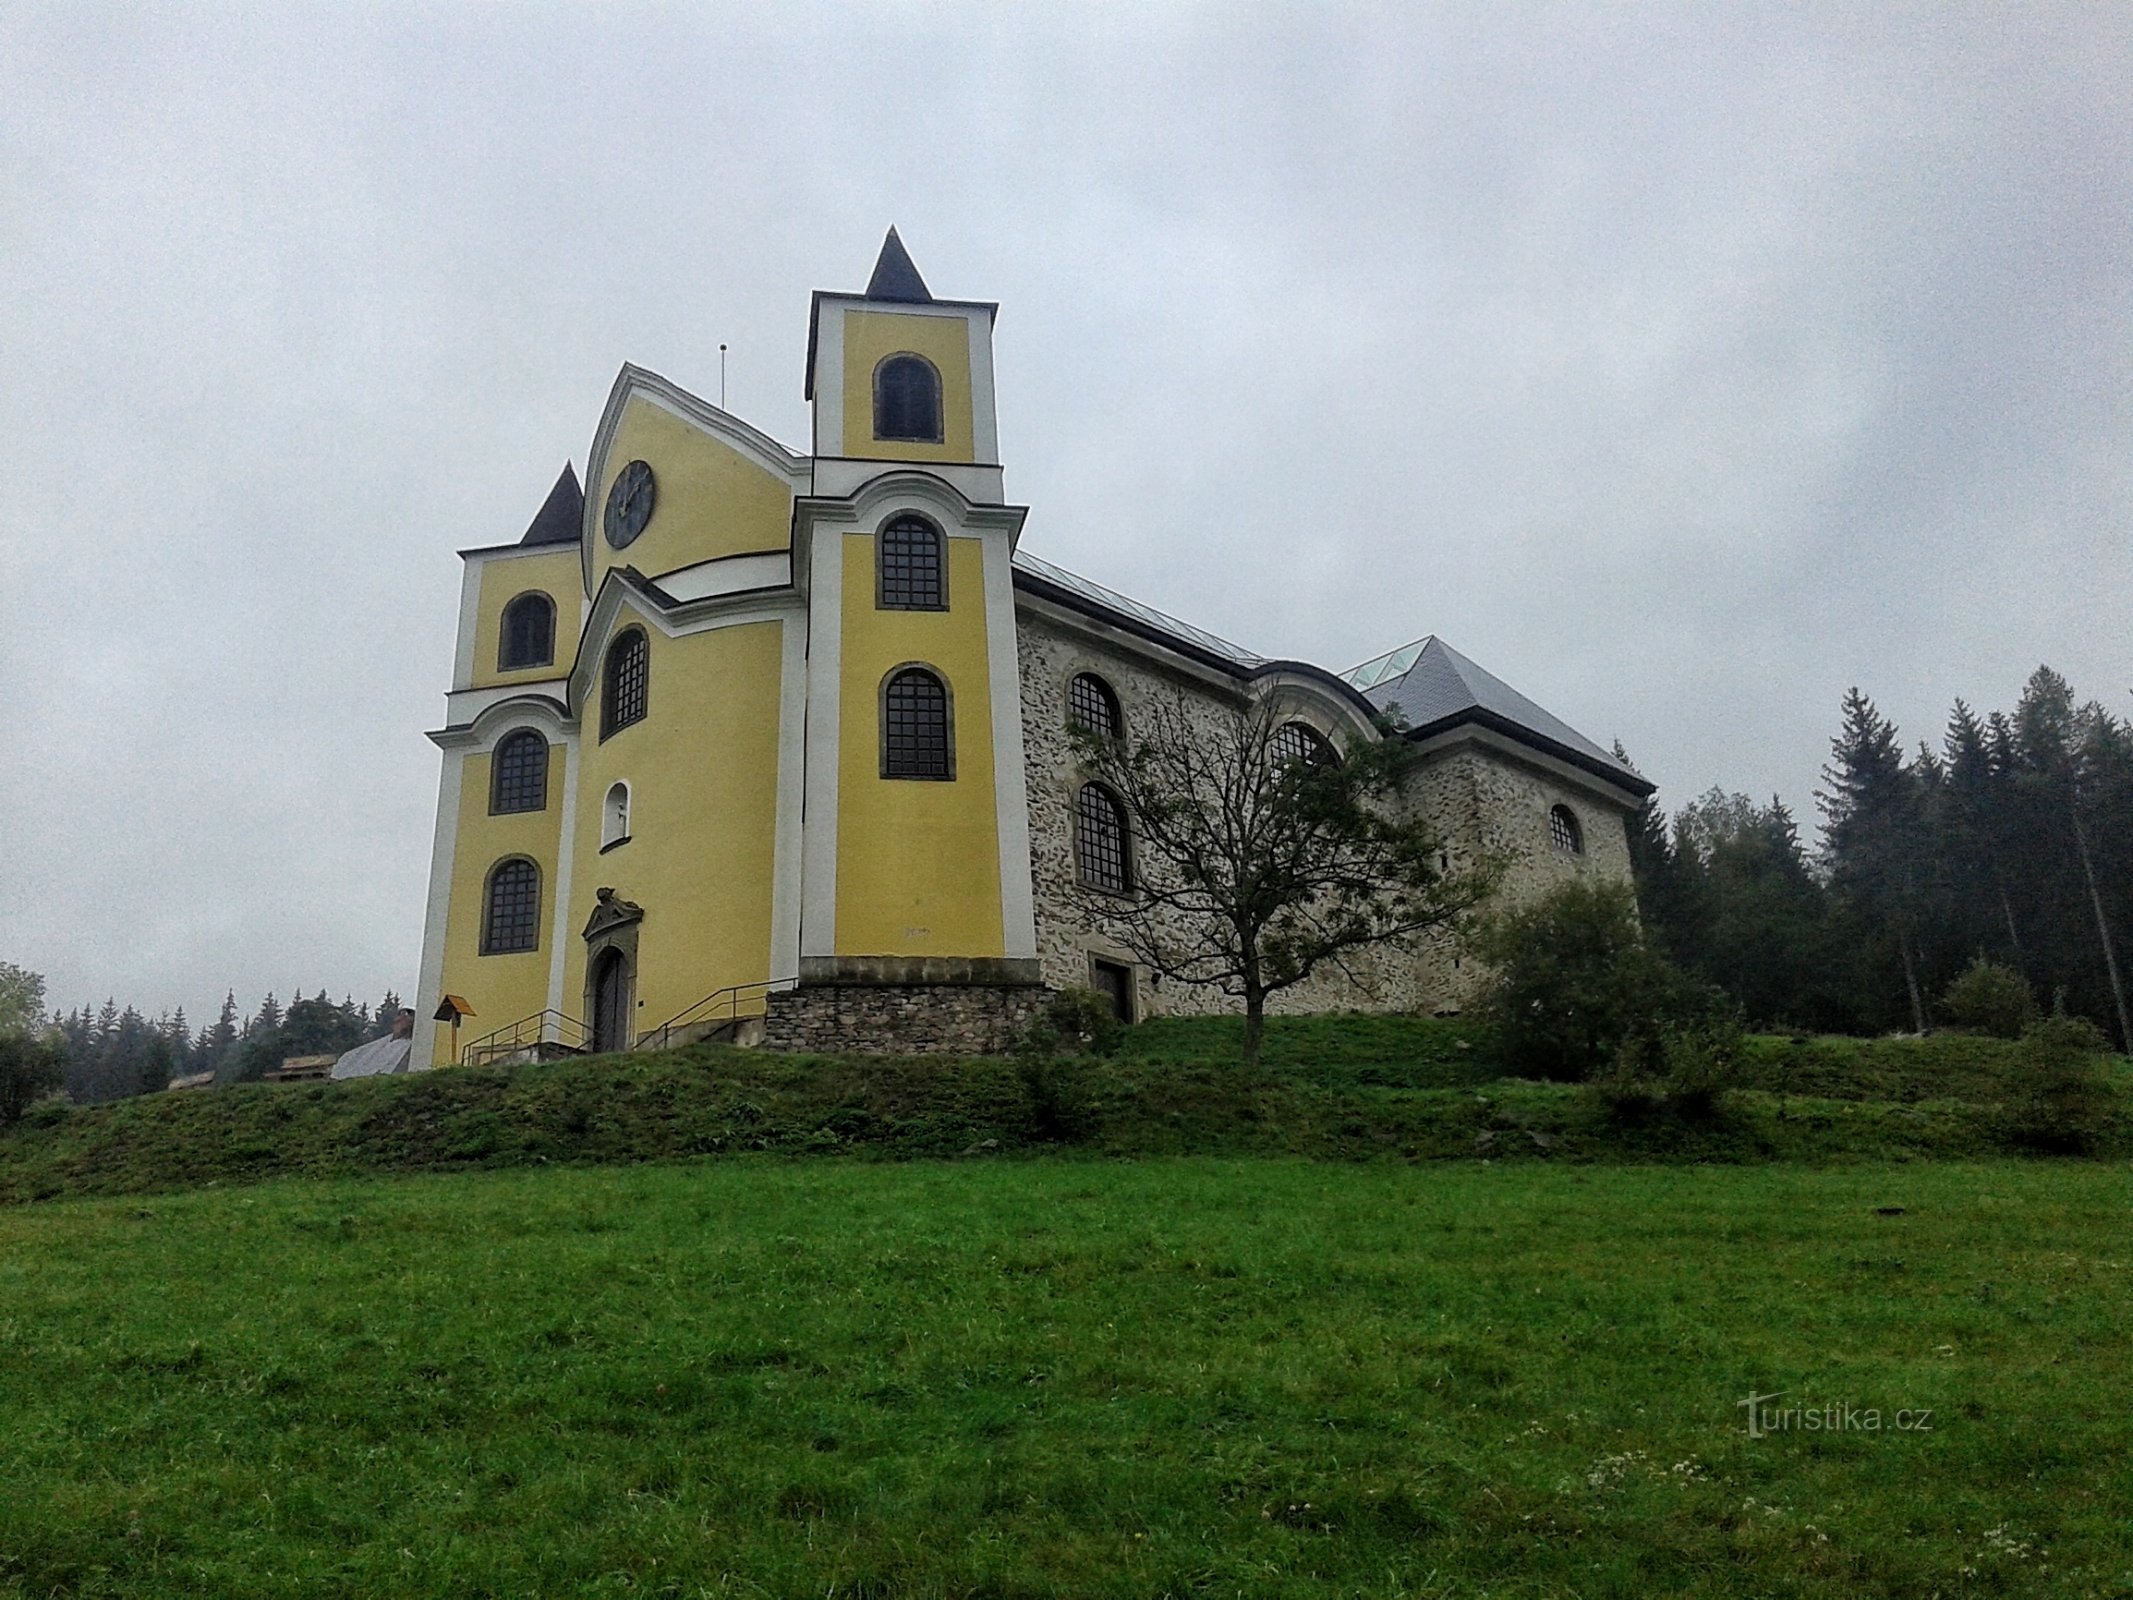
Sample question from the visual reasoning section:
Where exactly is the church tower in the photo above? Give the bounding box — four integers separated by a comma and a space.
793, 230, 1038, 982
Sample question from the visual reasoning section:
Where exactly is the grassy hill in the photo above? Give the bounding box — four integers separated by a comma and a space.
1, 1016, 2126, 1207
4, 1157, 2129, 1597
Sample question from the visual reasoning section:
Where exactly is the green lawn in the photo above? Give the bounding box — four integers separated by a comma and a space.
4, 1157, 2128, 1597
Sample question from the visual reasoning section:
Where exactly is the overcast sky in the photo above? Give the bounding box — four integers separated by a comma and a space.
2, 4, 2126, 1025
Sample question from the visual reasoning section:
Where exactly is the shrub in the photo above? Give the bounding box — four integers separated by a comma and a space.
1588, 1018, 1743, 1123
1016, 987, 1124, 1060
1473, 880, 1725, 1082
1999, 1010, 2115, 1154
1939, 957, 2038, 1040
0, 1030, 67, 1127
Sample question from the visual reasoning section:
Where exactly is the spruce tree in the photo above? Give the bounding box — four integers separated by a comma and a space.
1817, 689, 1932, 1031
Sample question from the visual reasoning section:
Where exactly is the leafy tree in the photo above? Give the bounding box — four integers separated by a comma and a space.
1472, 878, 1724, 1082
0, 962, 46, 1034
0, 1031, 66, 1127
1938, 956, 2037, 1039
1072, 696, 1491, 1067
1999, 1009, 2116, 1154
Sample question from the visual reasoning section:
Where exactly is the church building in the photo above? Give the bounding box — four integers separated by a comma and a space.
413, 233, 1653, 1069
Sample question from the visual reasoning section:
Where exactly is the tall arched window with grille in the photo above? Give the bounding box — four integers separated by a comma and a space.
481, 858, 541, 955
1271, 720, 1338, 769
1549, 804, 1584, 855
881, 667, 952, 779
1075, 783, 1131, 893
1067, 673, 1121, 740
489, 730, 549, 814
602, 629, 648, 740
498, 592, 555, 671
877, 515, 946, 610
873, 354, 943, 442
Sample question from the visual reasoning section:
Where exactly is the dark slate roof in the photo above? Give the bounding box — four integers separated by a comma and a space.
865, 227, 933, 302
1343, 635, 1652, 795
519, 463, 583, 546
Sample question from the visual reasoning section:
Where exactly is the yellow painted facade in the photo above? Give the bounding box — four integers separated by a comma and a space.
559, 617, 788, 1036
833, 534, 1004, 956
588, 397, 795, 596
840, 311, 977, 463
431, 741, 567, 1065
467, 549, 581, 690
418, 233, 1030, 1071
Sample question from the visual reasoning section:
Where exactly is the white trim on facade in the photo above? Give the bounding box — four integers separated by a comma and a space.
544, 733, 582, 1017
967, 310, 1000, 467
798, 522, 844, 958
442, 677, 571, 730
412, 747, 466, 1071
451, 560, 483, 691
769, 611, 810, 978
983, 532, 1037, 959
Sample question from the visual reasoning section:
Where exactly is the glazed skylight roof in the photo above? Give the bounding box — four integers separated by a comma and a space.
1011, 550, 1265, 667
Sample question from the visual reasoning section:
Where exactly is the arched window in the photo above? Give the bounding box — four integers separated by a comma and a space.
1550, 805, 1584, 856
877, 515, 945, 610
499, 592, 555, 671
882, 667, 952, 779
873, 354, 943, 443
602, 781, 631, 850
1271, 720, 1338, 769
602, 629, 648, 740
481, 858, 541, 955
1067, 673, 1121, 740
1075, 783, 1131, 893
489, 730, 549, 814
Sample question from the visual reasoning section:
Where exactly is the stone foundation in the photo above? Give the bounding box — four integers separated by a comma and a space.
761, 980, 1052, 1056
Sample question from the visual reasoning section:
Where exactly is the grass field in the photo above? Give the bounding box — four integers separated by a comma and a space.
4, 1156, 2129, 1597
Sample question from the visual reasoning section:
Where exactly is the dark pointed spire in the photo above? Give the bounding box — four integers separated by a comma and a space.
518, 462, 584, 546
865, 226, 933, 303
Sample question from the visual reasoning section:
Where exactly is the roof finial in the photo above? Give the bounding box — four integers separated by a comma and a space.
866, 226, 933, 303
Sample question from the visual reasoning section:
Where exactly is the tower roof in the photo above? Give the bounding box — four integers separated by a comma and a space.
518, 463, 583, 546
864, 226, 933, 303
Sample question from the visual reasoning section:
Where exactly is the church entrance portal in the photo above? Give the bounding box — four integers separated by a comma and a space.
592, 947, 632, 1054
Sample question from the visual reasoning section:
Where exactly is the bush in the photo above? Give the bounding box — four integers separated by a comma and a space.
1589, 1018, 1743, 1123
1939, 957, 2038, 1040
1016, 987, 1124, 1060
1473, 880, 1726, 1082
1999, 1011, 2115, 1154
0, 1031, 67, 1127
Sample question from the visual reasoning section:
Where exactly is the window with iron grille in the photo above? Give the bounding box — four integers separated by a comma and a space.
1271, 720, 1336, 768
602, 630, 648, 740
482, 858, 541, 954
490, 730, 548, 814
1075, 783, 1130, 892
499, 592, 555, 670
1549, 805, 1583, 855
883, 668, 952, 779
874, 354, 943, 442
1067, 673, 1121, 739
878, 516, 945, 610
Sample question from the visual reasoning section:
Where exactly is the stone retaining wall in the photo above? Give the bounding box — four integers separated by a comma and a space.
761, 982, 1052, 1056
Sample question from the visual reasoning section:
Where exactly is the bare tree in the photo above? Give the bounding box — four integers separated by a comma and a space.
1072, 692, 1494, 1066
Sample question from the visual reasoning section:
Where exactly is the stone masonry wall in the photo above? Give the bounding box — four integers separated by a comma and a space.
1016, 607, 1637, 1019
761, 982, 1051, 1055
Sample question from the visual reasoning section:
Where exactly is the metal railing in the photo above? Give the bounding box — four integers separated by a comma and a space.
641, 976, 798, 1052
460, 1009, 591, 1069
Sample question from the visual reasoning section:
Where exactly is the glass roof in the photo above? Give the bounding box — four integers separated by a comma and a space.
1012, 551, 1264, 666
1341, 637, 1429, 690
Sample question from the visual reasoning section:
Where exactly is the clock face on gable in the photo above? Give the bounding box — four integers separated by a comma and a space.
603, 459, 657, 549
